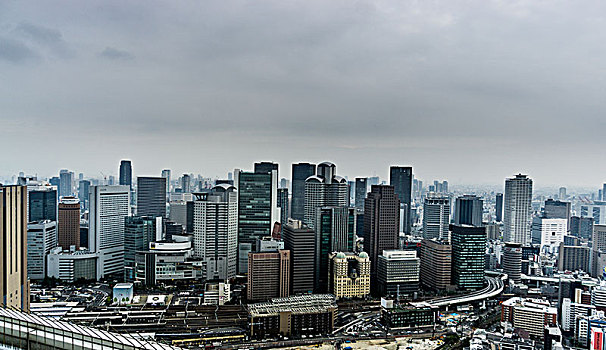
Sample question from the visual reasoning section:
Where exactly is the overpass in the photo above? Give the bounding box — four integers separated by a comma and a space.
0, 307, 180, 350
426, 274, 506, 308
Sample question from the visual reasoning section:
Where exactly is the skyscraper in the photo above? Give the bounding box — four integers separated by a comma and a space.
28, 186, 57, 222
78, 180, 90, 210
235, 168, 278, 273
27, 220, 57, 280
58, 196, 80, 250
314, 206, 356, 292
247, 249, 290, 301
544, 199, 571, 228
390, 166, 413, 234
364, 185, 400, 277
119, 160, 132, 189
193, 184, 238, 280
454, 195, 483, 227
181, 174, 191, 193
503, 174, 533, 244
495, 193, 503, 222
283, 219, 315, 294
59, 169, 74, 198
354, 178, 367, 210
291, 163, 316, 221
559, 187, 567, 200
124, 216, 156, 282
450, 224, 486, 290
161, 169, 171, 195
0, 185, 30, 311
419, 238, 452, 291
304, 162, 349, 228
423, 195, 450, 240
137, 177, 167, 218
277, 188, 289, 228
89, 185, 130, 279
254, 162, 279, 176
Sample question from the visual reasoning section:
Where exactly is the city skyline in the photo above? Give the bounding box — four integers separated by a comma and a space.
2, 1, 606, 186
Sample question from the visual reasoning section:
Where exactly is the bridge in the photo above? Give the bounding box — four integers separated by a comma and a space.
425, 274, 506, 308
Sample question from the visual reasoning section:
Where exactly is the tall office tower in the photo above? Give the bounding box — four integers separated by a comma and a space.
0, 186, 30, 311
27, 220, 57, 280
193, 184, 238, 280
604, 184, 606, 201
450, 224, 486, 290
593, 225, 606, 252
137, 177, 167, 218
314, 207, 356, 292
502, 242, 522, 283
49, 176, 60, 188
419, 238, 452, 290
124, 216, 156, 282
559, 187, 567, 200
364, 185, 400, 277
78, 180, 90, 210
368, 176, 380, 186
454, 195, 483, 226
161, 169, 171, 195
503, 174, 533, 244
495, 193, 503, 222
235, 168, 278, 273
570, 216, 594, 239
168, 201, 188, 227
277, 188, 289, 227
423, 195, 450, 240
544, 199, 571, 227
328, 252, 371, 300
377, 250, 420, 297
283, 219, 315, 294
247, 249, 290, 301
354, 178, 367, 210
254, 162, 279, 177
531, 217, 567, 248
304, 162, 349, 228
89, 185, 130, 279
29, 186, 57, 222
442, 181, 449, 193
291, 163, 316, 221
181, 174, 191, 193
558, 243, 590, 272
59, 169, 74, 198
390, 166, 412, 234
58, 196, 80, 250
119, 160, 132, 189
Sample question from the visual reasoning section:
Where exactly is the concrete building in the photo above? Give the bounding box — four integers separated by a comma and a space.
580, 203, 606, 225
0, 185, 30, 311
58, 196, 80, 250
365, 185, 400, 277
450, 224, 486, 290
502, 242, 523, 284
235, 168, 278, 273
420, 239, 452, 291
328, 252, 371, 300
89, 185, 130, 279
47, 247, 97, 283
423, 195, 450, 240
291, 163, 316, 222
561, 297, 596, 332
283, 219, 315, 294
503, 174, 533, 244
381, 302, 435, 329
193, 184, 238, 281
203, 282, 231, 305
136, 177, 167, 218
248, 294, 337, 338
594, 225, 606, 252
571, 216, 594, 239
376, 250, 420, 297
390, 166, 413, 234
304, 162, 349, 229
532, 217, 567, 249
558, 243, 590, 272
247, 250, 290, 301
136, 240, 202, 286
454, 195, 483, 227
501, 297, 557, 339
27, 220, 57, 280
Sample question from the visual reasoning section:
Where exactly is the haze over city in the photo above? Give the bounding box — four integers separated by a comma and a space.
2, 1, 606, 186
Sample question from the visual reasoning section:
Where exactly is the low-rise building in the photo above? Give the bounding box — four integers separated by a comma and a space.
501, 297, 557, 339
328, 252, 370, 300
135, 240, 203, 286
380, 300, 435, 329
113, 283, 134, 305
204, 282, 231, 305
46, 247, 97, 282
248, 294, 337, 338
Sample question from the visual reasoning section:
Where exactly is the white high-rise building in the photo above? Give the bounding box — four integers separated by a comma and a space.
89, 185, 130, 279
304, 162, 349, 229
503, 174, 533, 244
27, 220, 57, 280
423, 195, 450, 240
532, 217, 567, 249
193, 184, 238, 281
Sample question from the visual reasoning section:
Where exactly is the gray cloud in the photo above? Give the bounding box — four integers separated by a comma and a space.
99, 47, 134, 60
0, 36, 37, 63
13, 22, 72, 58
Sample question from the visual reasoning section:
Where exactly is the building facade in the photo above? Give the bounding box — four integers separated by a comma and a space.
390, 166, 413, 234
304, 162, 349, 229
247, 250, 290, 301
364, 185, 400, 277
58, 196, 80, 250
454, 195, 483, 227
376, 250, 420, 297
328, 252, 370, 300
450, 224, 486, 290
291, 163, 316, 222
283, 219, 315, 294
423, 195, 450, 240
503, 174, 533, 244
27, 220, 57, 280
420, 239, 452, 290
136, 177, 167, 218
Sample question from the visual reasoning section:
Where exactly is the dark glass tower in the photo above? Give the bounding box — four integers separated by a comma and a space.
124, 216, 156, 282
454, 195, 483, 226
291, 163, 316, 221
364, 185, 400, 277
355, 178, 367, 210
136, 177, 167, 218
119, 160, 132, 189
389, 166, 412, 234
254, 162, 279, 176
495, 193, 503, 222
283, 219, 315, 294
29, 188, 57, 222
277, 188, 289, 228
450, 224, 486, 290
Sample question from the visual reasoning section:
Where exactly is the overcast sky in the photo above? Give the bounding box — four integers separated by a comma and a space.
2, 1, 606, 187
